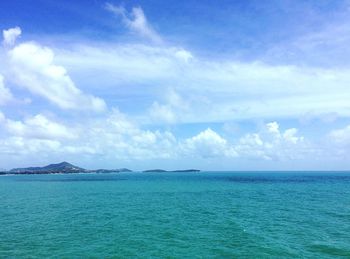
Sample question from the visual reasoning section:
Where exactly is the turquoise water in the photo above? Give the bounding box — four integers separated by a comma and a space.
1, 172, 350, 258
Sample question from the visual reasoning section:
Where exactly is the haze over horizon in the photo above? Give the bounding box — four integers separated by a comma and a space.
1, 0, 350, 170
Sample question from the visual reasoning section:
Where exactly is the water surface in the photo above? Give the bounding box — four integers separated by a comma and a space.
1, 172, 350, 258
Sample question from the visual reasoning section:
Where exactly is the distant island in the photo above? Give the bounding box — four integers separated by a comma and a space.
143, 169, 200, 173
0, 162, 200, 175
1, 162, 132, 175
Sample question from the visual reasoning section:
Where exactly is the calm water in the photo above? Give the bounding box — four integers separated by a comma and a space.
1, 172, 350, 258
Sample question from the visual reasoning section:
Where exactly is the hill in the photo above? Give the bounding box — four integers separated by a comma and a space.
10, 162, 85, 174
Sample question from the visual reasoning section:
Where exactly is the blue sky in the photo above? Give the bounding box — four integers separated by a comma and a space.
0, 0, 350, 170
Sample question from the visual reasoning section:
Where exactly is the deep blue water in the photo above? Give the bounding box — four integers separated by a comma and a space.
1, 172, 350, 258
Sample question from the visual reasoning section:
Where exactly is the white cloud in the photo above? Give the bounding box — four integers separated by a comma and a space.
236, 122, 306, 160
106, 3, 163, 44
0, 74, 12, 105
5, 114, 76, 140
2, 109, 176, 160
266, 121, 280, 135
1, 20, 349, 169
283, 128, 300, 144
329, 125, 350, 145
175, 49, 193, 62
179, 124, 307, 161
325, 124, 350, 160
55, 44, 190, 86
53, 42, 350, 123
0, 110, 5, 123
149, 102, 177, 124
6, 35, 106, 111
78, 109, 177, 159
0, 137, 62, 156
2, 27, 21, 47
0, 108, 329, 167
149, 89, 189, 124
182, 128, 238, 158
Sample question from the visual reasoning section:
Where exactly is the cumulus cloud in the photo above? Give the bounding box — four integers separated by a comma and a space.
0, 137, 62, 159
179, 123, 307, 161
78, 109, 177, 159
236, 122, 306, 160
5, 114, 76, 140
106, 3, 163, 44
0, 113, 67, 158
182, 128, 238, 158
0, 74, 13, 105
0, 106, 323, 168
2, 27, 21, 46
7, 41, 106, 112
0, 109, 176, 160
0, 107, 170, 161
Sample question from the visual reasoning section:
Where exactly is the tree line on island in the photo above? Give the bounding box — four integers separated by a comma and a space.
0, 162, 200, 175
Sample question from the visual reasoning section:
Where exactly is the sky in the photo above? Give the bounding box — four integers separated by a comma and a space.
0, 0, 350, 170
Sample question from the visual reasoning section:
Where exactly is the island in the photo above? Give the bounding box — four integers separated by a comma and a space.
0, 162, 200, 175
1, 162, 132, 175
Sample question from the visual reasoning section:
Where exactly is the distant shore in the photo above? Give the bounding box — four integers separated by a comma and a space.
0, 162, 200, 175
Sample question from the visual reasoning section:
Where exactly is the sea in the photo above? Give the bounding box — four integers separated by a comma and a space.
1, 172, 350, 258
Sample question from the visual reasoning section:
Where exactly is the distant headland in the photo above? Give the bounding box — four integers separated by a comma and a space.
1, 162, 131, 175
0, 162, 200, 175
